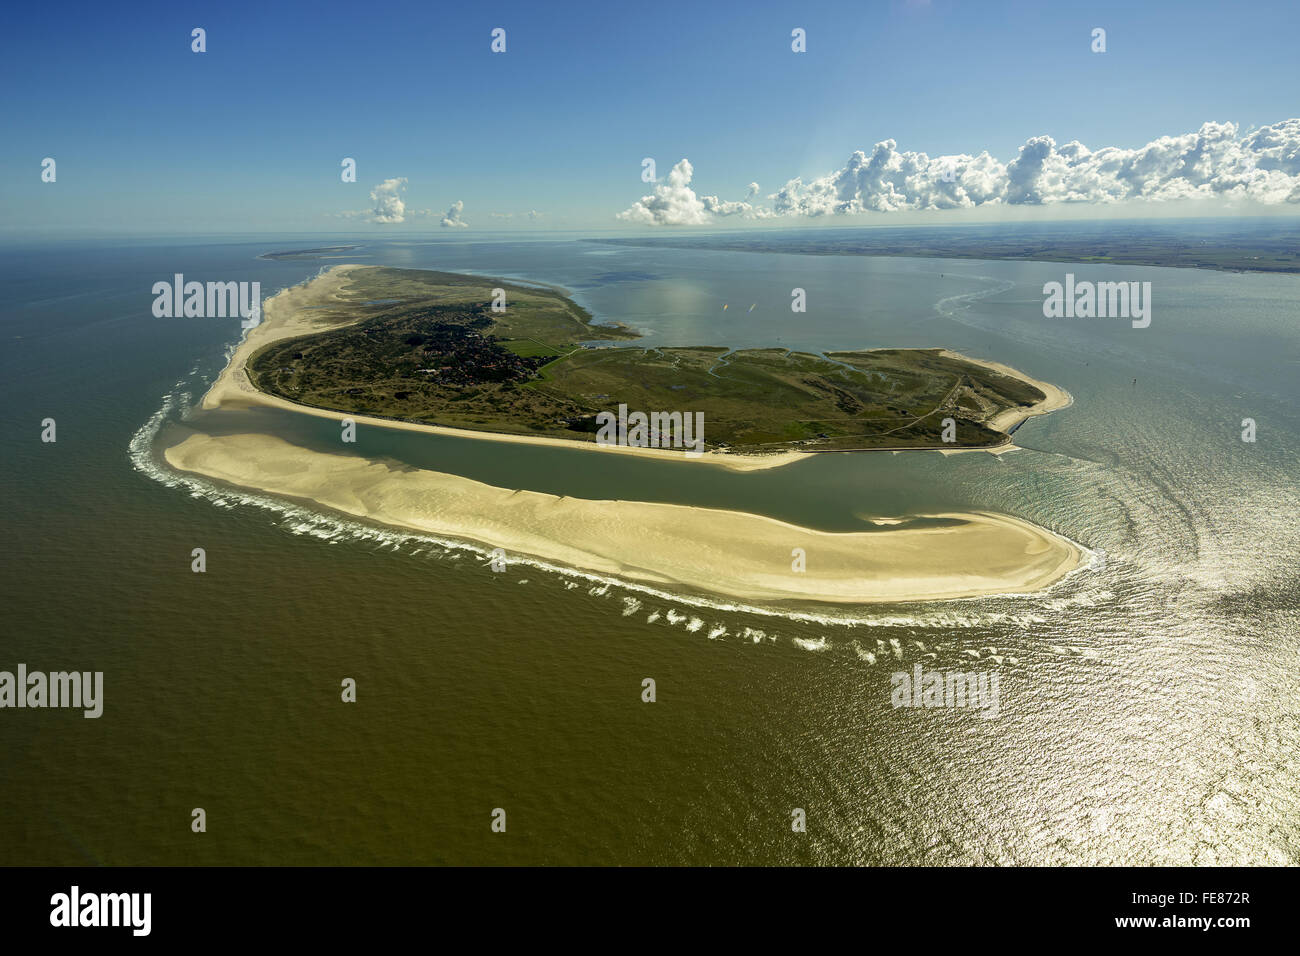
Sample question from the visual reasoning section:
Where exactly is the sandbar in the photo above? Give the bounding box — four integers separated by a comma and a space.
164, 431, 1082, 604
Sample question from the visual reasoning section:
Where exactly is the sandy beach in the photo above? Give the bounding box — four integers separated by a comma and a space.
165, 431, 1082, 604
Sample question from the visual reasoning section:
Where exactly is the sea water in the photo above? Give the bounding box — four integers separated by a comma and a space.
1, 234, 1295, 864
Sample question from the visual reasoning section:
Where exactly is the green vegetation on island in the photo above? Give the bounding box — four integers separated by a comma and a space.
246, 266, 1047, 453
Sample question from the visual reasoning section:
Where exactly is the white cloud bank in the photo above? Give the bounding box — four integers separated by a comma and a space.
618, 119, 1300, 225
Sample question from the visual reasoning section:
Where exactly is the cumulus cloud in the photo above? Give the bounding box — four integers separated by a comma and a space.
777, 118, 1300, 215
618, 119, 1300, 225
617, 160, 763, 225
440, 200, 468, 228
701, 194, 757, 217
617, 159, 715, 225
369, 177, 407, 223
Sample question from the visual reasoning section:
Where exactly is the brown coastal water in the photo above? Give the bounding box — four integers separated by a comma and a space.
1, 236, 1296, 864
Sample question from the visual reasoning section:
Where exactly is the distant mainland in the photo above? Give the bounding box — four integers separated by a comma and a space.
592, 218, 1300, 274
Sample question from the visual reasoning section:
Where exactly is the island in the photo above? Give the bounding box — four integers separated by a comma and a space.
163, 263, 1082, 605
238, 265, 1067, 457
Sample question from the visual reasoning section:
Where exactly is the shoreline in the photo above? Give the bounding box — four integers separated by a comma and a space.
163, 431, 1083, 605
170, 262, 1087, 605
202, 264, 1071, 469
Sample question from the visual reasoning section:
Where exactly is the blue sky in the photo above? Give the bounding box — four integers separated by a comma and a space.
2, 0, 1297, 235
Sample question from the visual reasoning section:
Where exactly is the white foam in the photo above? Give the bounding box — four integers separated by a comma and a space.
793, 636, 829, 652
934, 275, 1016, 318
851, 641, 877, 664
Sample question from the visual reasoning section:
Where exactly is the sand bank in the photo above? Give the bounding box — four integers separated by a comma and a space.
164, 431, 1082, 604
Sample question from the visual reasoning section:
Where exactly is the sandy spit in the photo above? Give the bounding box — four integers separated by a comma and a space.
164, 431, 1082, 605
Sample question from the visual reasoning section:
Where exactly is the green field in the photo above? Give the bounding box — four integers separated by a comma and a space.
247, 266, 1046, 454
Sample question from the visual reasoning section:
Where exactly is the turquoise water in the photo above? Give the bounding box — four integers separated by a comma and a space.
1, 235, 1297, 864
